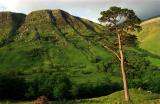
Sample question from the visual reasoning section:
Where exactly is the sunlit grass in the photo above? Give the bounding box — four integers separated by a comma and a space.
137, 17, 160, 56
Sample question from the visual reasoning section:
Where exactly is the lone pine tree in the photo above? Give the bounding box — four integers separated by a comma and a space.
99, 6, 142, 102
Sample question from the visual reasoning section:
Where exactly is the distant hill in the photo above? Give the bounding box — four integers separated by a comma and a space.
136, 17, 160, 56
143, 15, 160, 21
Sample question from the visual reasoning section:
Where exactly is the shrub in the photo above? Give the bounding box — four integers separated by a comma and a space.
25, 74, 52, 99
105, 49, 160, 93
27, 47, 46, 60
25, 73, 72, 100
0, 72, 26, 99
128, 79, 143, 88
142, 71, 160, 93
52, 73, 72, 99
90, 56, 102, 63
71, 77, 118, 99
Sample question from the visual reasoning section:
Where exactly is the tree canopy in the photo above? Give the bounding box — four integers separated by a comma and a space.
99, 6, 142, 33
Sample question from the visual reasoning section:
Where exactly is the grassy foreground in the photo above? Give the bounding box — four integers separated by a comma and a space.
1, 89, 160, 104
73, 89, 160, 104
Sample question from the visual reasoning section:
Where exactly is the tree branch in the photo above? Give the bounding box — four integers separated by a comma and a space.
99, 42, 121, 61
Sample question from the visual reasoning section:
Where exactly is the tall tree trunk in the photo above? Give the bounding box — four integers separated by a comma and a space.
118, 32, 130, 102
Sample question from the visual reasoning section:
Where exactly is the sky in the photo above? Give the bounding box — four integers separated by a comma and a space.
0, 0, 160, 22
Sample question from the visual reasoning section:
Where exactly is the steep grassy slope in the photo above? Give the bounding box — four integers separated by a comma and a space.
0, 10, 112, 86
137, 17, 160, 56
135, 17, 160, 67
0, 40, 112, 84
0, 12, 25, 45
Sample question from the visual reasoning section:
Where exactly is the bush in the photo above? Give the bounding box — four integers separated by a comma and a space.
25, 74, 51, 99
25, 73, 72, 100
128, 79, 143, 88
90, 56, 102, 63
27, 47, 46, 60
142, 71, 160, 93
71, 77, 119, 99
52, 73, 72, 99
105, 50, 160, 93
0, 72, 26, 99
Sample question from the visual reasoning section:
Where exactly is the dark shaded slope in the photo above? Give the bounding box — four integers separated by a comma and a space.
0, 12, 26, 45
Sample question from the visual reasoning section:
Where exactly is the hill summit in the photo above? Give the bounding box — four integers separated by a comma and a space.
16, 9, 103, 42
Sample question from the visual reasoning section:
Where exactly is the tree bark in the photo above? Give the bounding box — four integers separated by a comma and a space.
118, 32, 130, 103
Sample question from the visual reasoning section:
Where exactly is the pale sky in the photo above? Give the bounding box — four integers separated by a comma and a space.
0, 0, 160, 22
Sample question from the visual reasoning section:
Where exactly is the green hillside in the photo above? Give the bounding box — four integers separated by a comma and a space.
137, 17, 160, 56
0, 10, 160, 100
0, 10, 110, 84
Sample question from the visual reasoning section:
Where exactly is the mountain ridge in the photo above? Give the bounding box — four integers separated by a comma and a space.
0, 9, 104, 45
142, 17, 160, 25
